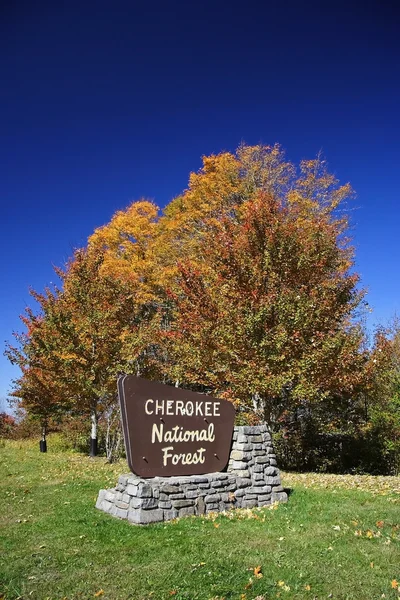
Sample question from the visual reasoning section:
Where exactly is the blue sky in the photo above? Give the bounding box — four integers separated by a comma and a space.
1, 0, 399, 408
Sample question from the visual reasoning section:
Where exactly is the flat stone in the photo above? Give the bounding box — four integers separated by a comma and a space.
118, 476, 128, 487
163, 508, 179, 521
255, 456, 268, 464
96, 490, 106, 509
137, 483, 153, 498
195, 496, 206, 515
252, 443, 263, 450
265, 476, 281, 486
141, 497, 158, 509
271, 491, 288, 503
206, 503, 219, 512
230, 450, 244, 460
100, 500, 112, 513
169, 493, 185, 500
253, 450, 266, 457
242, 499, 257, 508
205, 494, 221, 503
210, 473, 228, 480
211, 480, 224, 488
172, 499, 195, 509
130, 496, 143, 509
233, 470, 250, 478
115, 500, 129, 510
237, 478, 252, 488
232, 460, 249, 470
234, 488, 246, 497
159, 501, 172, 509
126, 484, 138, 496
237, 434, 248, 443
115, 507, 128, 519
185, 489, 202, 499
128, 508, 164, 524
252, 464, 264, 473
104, 490, 116, 503
265, 466, 277, 475
160, 484, 180, 494
252, 472, 265, 481
258, 498, 272, 506
179, 506, 195, 517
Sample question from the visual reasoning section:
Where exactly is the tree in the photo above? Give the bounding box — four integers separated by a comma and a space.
161, 145, 367, 424
6, 248, 141, 455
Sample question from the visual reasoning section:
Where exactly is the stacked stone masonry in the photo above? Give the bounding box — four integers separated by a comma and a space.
96, 425, 287, 524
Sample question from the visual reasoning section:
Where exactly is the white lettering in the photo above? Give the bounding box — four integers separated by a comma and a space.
145, 399, 154, 415
151, 422, 163, 443
161, 446, 207, 466
162, 445, 173, 466
185, 401, 194, 416
176, 400, 184, 415
155, 399, 164, 415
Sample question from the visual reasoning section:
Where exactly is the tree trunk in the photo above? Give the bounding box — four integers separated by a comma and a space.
105, 404, 122, 463
90, 409, 98, 457
40, 424, 47, 453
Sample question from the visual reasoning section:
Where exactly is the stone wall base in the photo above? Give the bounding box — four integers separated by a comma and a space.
96, 425, 287, 525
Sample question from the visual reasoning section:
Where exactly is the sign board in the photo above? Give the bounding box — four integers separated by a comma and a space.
118, 376, 235, 478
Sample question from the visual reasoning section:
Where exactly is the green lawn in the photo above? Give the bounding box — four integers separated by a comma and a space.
1, 437, 399, 600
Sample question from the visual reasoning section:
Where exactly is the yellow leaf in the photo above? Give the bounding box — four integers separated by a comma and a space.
304, 584, 311, 591
391, 580, 398, 589
365, 530, 374, 539
376, 520, 384, 528
370, 562, 374, 568
254, 566, 263, 578
94, 591, 104, 598
213, 523, 220, 528
277, 581, 285, 587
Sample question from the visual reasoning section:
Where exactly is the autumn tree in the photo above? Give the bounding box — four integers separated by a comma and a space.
161, 145, 368, 425
6, 248, 144, 456
5, 302, 72, 449
362, 323, 400, 473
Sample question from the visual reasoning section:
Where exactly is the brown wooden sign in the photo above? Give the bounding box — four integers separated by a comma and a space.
118, 376, 235, 478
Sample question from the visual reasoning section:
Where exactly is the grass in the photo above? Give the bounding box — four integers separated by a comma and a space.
0, 436, 399, 600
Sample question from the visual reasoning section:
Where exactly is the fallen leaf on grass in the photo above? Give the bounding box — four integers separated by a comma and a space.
253, 566, 263, 579
169, 591, 177, 596
94, 590, 104, 597
391, 580, 399, 589
376, 520, 384, 528
304, 584, 311, 591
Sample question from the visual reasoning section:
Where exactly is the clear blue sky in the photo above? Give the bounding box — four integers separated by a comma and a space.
1, 0, 399, 408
